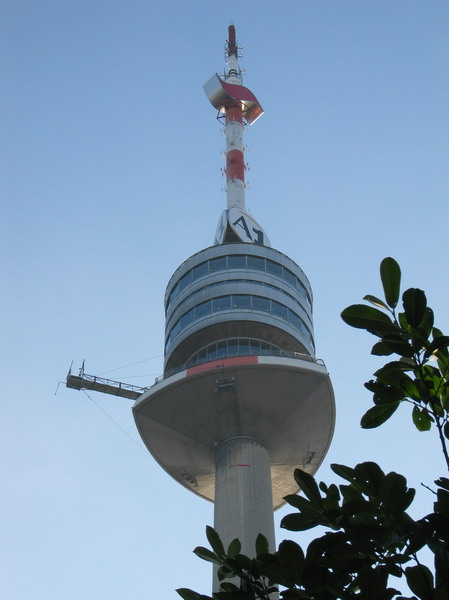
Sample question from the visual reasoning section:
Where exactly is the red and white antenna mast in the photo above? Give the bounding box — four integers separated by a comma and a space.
223, 25, 246, 211
204, 26, 270, 246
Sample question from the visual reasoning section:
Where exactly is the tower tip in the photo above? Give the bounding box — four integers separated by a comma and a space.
228, 25, 237, 58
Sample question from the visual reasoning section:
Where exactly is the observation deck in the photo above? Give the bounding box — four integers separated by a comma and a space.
133, 350, 335, 509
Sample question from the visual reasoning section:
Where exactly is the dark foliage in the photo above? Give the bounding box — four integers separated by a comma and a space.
178, 258, 449, 600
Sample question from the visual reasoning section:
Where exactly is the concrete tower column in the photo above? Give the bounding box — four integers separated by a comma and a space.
213, 437, 276, 592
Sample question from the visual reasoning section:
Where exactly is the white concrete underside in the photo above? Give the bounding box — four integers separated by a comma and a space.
133, 356, 335, 509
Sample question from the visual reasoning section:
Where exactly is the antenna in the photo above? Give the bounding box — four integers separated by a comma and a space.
204, 26, 263, 213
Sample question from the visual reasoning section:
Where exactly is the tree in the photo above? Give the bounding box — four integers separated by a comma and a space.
177, 258, 449, 600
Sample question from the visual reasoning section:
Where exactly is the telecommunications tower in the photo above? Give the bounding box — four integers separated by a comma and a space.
67, 25, 335, 593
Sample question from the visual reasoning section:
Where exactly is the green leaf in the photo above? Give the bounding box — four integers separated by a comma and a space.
365, 379, 384, 392
293, 470, 323, 507
416, 307, 434, 340
435, 477, 449, 491
255, 533, 269, 555
323, 483, 341, 504
227, 538, 241, 558
371, 341, 395, 356
176, 588, 212, 600
424, 336, 449, 360
380, 471, 415, 513
375, 369, 408, 386
283, 494, 322, 515
398, 311, 412, 332
412, 406, 432, 431
364, 295, 390, 310
278, 540, 304, 586
375, 360, 414, 376
256, 553, 285, 586
405, 565, 434, 599
380, 257, 401, 308
373, 387, 404, 406
206, 526, 225, 558
374, 363, 416, 392
401, 376, 421, 399
353, 461, 385, 496
331, 463, 356, 484
434, 488, 449, 518
193, 546, 221, 565
280, 513, 321, 531
355, 566, 391, 597
331, 463, 374, 496
219, 583, 240, 592
341, 304, 393, 332
361, 403, 399, 428
381, 334, 414, 357
402, 288, 427, 328
302, 561, 327, 593
433, 327, 444, 339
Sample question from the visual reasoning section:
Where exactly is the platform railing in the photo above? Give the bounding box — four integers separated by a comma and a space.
155, 349, 325, 385
66, 371, 149, 400
66, 349, 325, 400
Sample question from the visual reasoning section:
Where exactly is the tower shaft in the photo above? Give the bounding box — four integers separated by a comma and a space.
214, 437, 275, 591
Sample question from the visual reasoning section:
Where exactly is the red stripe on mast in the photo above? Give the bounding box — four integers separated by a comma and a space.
226, 104, 245, 184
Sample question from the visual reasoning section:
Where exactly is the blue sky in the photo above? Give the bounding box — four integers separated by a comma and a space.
2, 1, 449, 598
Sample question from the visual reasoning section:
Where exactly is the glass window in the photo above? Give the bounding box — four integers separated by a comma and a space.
213, 296, 231, 311
271, 301, 288, 319
228, 339, 238, 356
239, 339, 250, 355
232, 295, 251, 309
206, 343, 217, 361
288, 311, 302, 331
228, 255, 246, 269
178, 270, 193, 292
247, 256, 265, 270
250, 340, 261, 355
181, 309, 194, 329
166, 333, 172, 349
192, 262, 208, 280
301, 323, 313, 343
260, 341, 270, 355
283, 268, 296, 287
168, 283, 179, 305
266, 260, 282, 276
217, 341, 227, 359
253, 296, 270, 311
209, 257, 227, 272
195, 300, 211, 319
295, 279, 307, 297
171, 320, 181, 340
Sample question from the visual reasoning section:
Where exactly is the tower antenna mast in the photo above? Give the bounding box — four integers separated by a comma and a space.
204, 26, 269, 246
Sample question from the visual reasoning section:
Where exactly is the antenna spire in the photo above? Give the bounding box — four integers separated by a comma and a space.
203, 26, 270, 247
225, 25, 240, 83
227, 24, 237, 57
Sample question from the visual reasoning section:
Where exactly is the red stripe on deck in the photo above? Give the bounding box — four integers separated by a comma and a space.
186, 355, 258, 377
